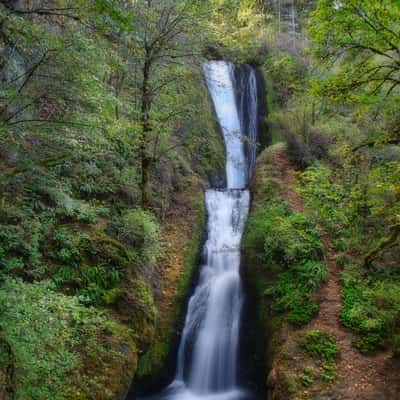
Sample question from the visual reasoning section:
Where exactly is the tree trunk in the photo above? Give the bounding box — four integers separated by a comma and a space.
139, 55, 153, 208
364, 222, 400, 269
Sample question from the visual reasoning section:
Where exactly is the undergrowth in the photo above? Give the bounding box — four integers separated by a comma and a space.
298, 330, 338, 387
0, 278, 135, 400
243, 176, 326, 326
300, 163, 400, 355
341, 267, 400, 354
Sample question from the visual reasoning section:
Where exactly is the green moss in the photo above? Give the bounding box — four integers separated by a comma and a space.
136, 341, 170, 379
176, 193, 206, 312
132, 279, 157, 322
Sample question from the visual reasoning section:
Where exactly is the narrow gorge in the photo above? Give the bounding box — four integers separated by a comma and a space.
132, 61, 264, 400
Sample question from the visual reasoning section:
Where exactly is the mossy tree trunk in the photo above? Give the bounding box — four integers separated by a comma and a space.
364, 222, 400, 269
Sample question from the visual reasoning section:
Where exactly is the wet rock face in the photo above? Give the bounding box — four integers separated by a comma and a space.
209, 173, 226, 189
231, 65, 270, 180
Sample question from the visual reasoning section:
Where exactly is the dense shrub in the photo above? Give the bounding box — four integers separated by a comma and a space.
263, 52, 307, 106
0, 278, 134, 400
266, 261, 327, 325
111, 209, 161, 265
341, 268, 400, 354
243, 198, 326, 325
243, 201, 325, 268
285, 130, 331, 169
284, 131, 312, 169
264, 212, 325, 267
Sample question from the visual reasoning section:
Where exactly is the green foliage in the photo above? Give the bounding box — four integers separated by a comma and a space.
243, 196, 324, 267
266, 261, 327, 325
298, 330, 338, 387
309, 0, 400, 107
299, 330, 338, 362
263, 51, 308, 106
300, 367, 315, 387
53, 265, 121, 306
299, 155, 400, 354
243, 164, 327, 326
47, 226, 126, 305
207, 0, 269, 63
263, 212, 325, 267
0, 222, 42, 275
341, 267, 400, 354
111, 209, 161, 265
299, 164, 349, 234
320, 363, 337, 382
46, 188, 101, 223
0, 278, 134, 400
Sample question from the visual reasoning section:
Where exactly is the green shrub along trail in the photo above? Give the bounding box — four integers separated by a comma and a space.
1, 1, 400, 399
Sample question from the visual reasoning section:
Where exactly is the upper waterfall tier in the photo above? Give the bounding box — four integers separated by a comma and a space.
203, 61, 259, 188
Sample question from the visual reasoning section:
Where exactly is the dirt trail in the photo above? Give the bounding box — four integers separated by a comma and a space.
271, 147, 400, 400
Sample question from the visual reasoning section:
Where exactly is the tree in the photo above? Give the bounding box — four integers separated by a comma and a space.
309, 0, 400, 106
0, 1, 211, 208
309, 0, 400, 267
126, 0, 207, 207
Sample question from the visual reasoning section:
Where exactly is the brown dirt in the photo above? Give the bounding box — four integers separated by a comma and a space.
268, 147, 400, 400
156, 176, 204, 321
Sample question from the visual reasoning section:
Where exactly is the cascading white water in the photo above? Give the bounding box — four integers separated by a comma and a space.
176, 189, 249, 394
146, 61, 258, 400
203, 62, 247, 189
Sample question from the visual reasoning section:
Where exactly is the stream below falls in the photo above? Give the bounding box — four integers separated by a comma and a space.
139, 60, 260, 400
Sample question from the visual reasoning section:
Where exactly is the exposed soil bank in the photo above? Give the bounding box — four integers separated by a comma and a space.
126, 177, 206, 397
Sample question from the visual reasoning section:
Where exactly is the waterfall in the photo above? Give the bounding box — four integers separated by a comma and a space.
140, 60, 259, 400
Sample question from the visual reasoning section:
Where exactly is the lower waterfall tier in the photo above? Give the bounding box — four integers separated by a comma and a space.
175, 189, 250, 393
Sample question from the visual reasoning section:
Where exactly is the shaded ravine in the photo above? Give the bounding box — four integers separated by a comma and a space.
135, 60, 261, 400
